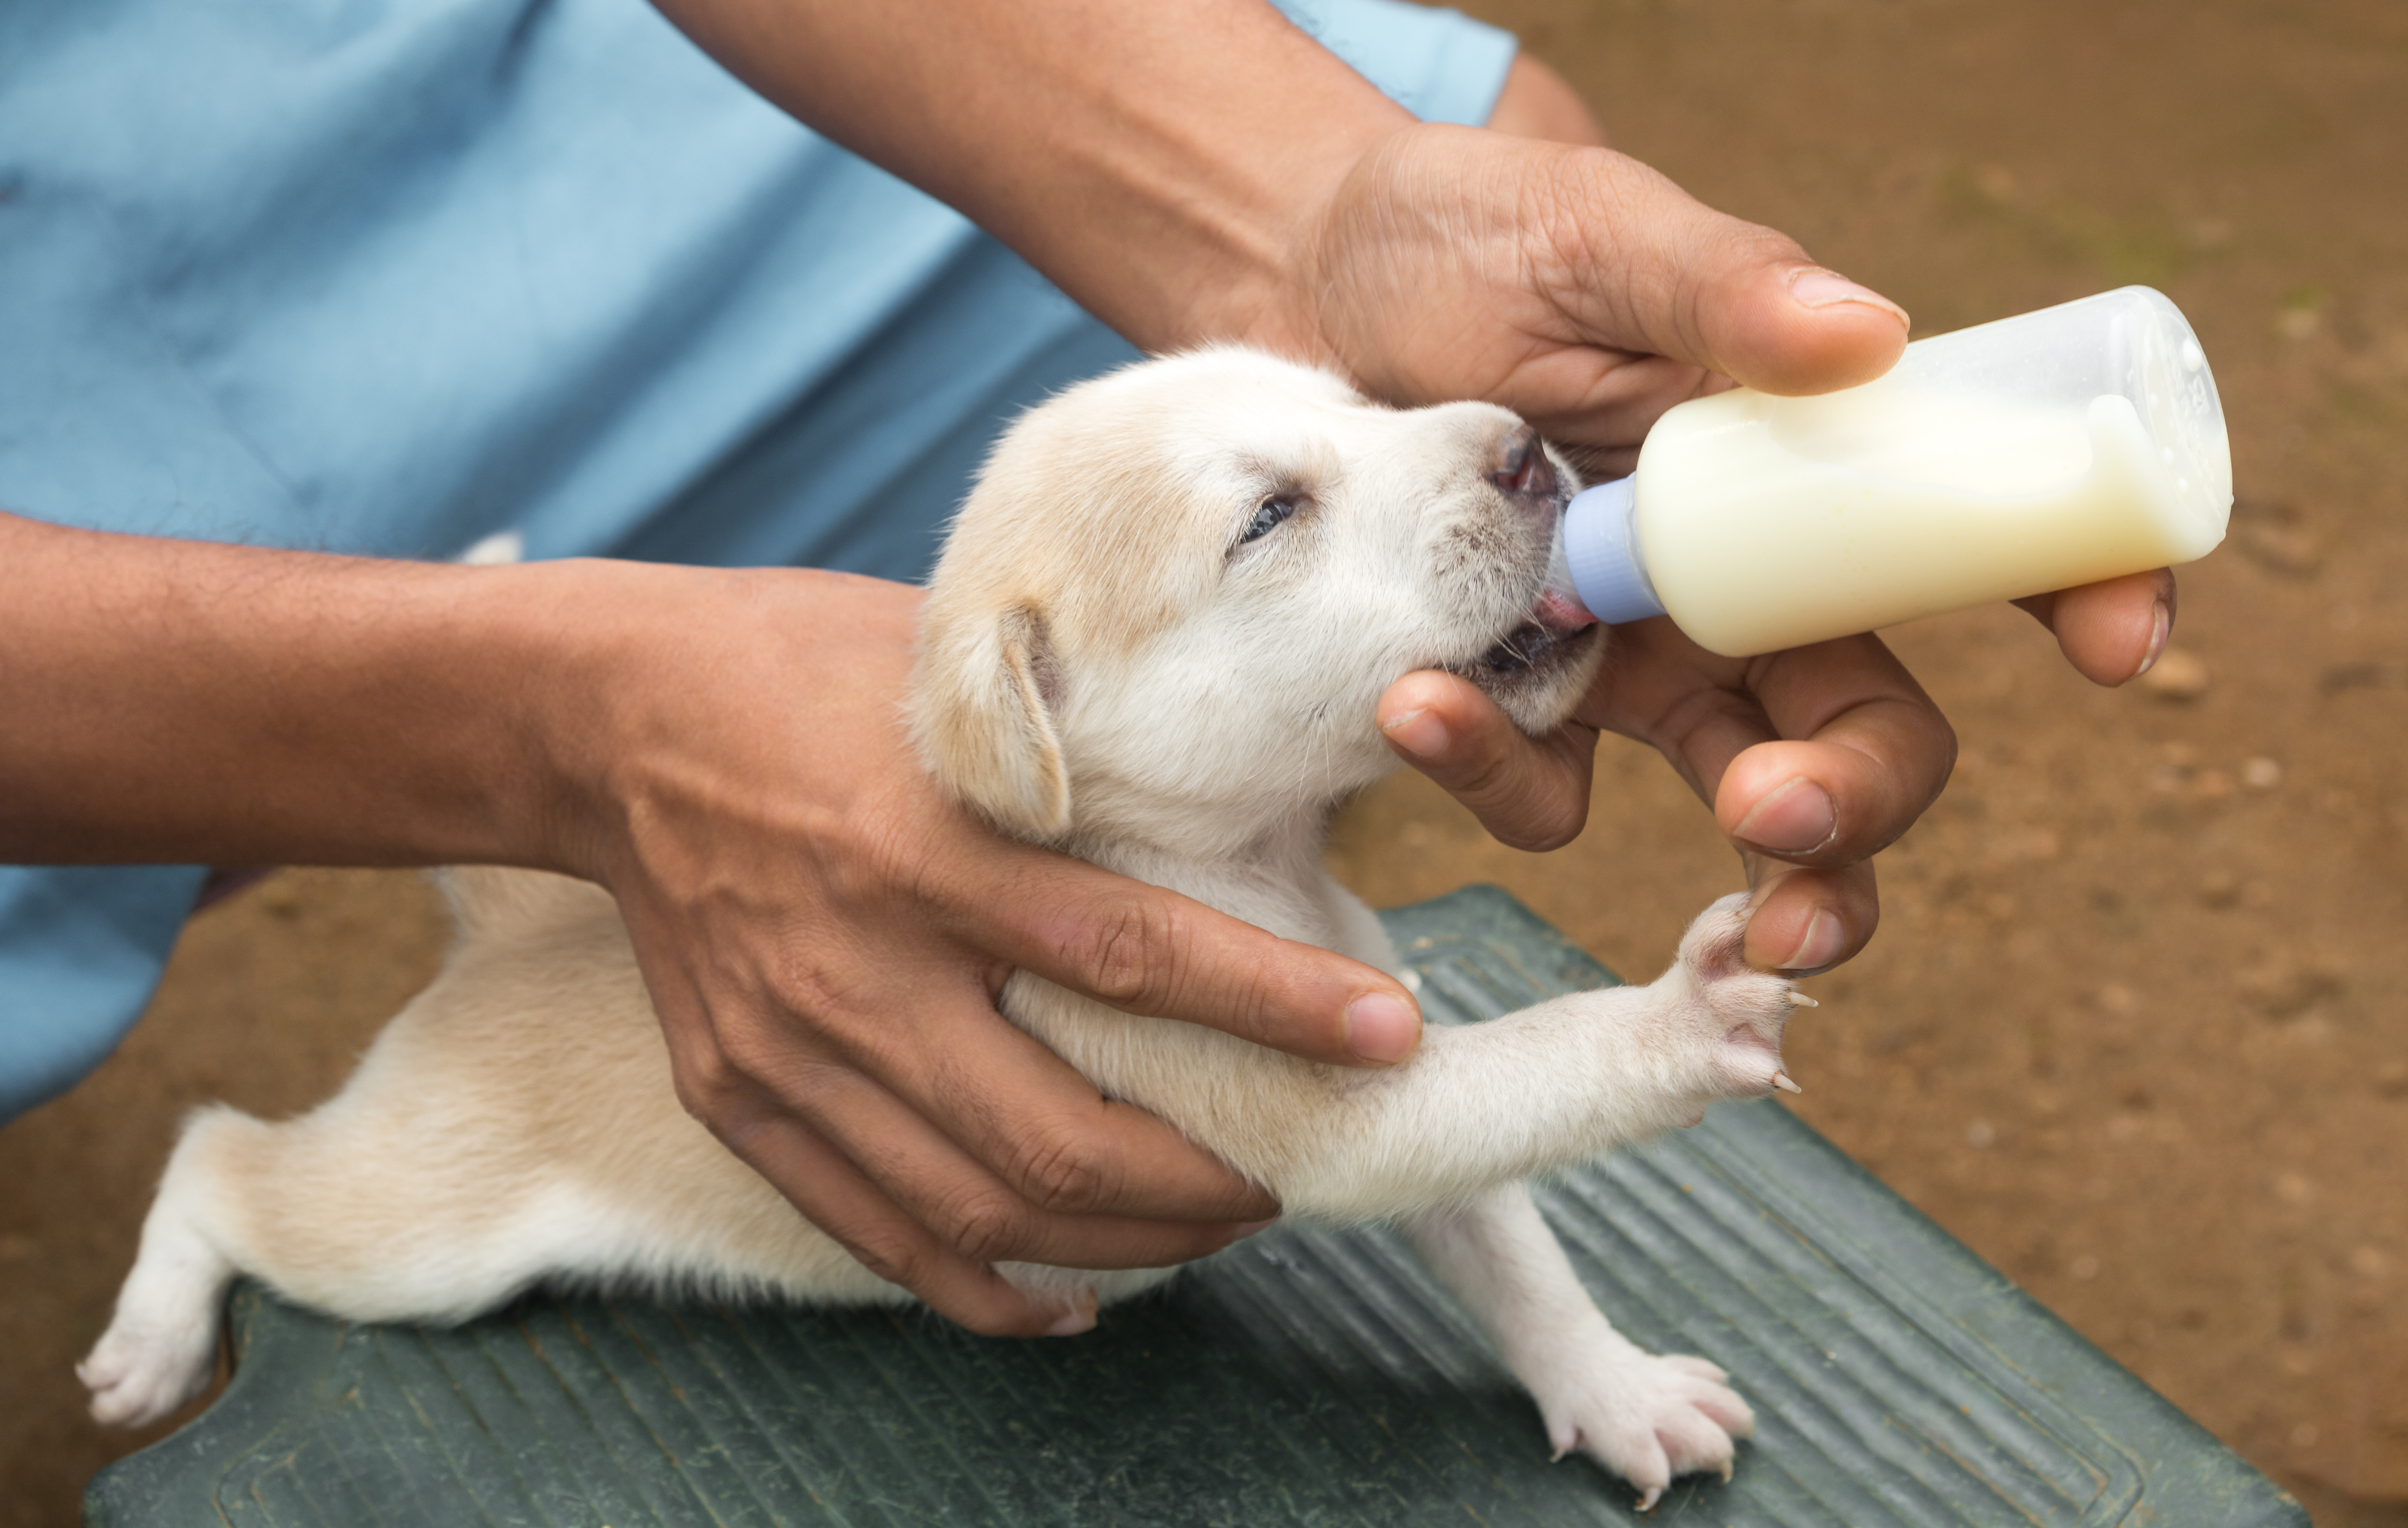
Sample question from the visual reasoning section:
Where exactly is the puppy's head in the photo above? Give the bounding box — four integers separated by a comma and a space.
912, 348, 1602, 856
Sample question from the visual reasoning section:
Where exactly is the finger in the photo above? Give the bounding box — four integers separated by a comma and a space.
1588, 627, 1944, 975
639, 962, 1099, 1335
1742, 858, 1879, 975
942, 838, 1424, 1066
1546, 149, 1911, 395
712, 1096, 1099, 1337
1375, 669, 1596, 851
764, 1046, 1273, 1266
2013, 568, 2175, 685
1704, 640, 1956, 870
636, 899, 1271, 1281
1585, 625, 1949, 843
780, 977, 1283, 1225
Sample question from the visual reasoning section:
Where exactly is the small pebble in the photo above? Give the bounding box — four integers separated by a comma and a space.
2139, 646, 2210, 700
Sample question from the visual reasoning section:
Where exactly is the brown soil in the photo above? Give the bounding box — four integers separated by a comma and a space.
4, 1, 2404, 1522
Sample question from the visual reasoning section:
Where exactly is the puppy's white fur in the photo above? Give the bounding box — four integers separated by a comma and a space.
84, 349, 1802, 1509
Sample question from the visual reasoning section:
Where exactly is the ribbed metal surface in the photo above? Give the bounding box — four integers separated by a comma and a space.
88, 886, 2305, 1527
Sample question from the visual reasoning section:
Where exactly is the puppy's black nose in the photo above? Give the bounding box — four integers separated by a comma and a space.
1486, 424, 1558, 500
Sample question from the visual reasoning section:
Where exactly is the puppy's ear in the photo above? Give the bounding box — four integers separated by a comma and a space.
911, 603, 1071, 840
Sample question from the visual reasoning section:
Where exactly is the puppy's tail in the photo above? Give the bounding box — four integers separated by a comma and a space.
435, 866, 609, 942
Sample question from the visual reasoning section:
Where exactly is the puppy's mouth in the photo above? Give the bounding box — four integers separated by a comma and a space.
1471, 600, 1599, 678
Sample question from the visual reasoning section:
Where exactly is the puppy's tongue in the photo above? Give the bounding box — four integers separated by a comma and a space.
1538, 535, 1601, 633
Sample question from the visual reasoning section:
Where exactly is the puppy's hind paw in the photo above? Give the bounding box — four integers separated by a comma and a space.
78, 1320, 218, 1429
1535, 1347, 1755, 1512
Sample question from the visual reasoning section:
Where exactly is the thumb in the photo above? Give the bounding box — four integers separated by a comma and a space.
1376, 670, 1598, 852
1549, 147, 1911, 396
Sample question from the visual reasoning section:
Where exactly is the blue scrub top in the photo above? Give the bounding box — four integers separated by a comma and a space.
0, 0, 1518, 1121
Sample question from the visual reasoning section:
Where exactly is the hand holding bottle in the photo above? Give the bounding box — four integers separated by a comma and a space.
1332, 132, 2180, 976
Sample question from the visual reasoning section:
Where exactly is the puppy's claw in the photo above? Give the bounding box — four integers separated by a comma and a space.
1788, 991, 1819, 1009
1720, 1461, 1735, 1484
1771, 1071, 1803, 1095
1636, 1486, 1664, 1513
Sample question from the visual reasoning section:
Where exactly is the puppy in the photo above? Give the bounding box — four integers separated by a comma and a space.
83, 349, 1804, 1509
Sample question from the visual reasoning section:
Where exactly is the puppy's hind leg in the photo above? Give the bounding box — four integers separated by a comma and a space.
79, 1106, 248, 1427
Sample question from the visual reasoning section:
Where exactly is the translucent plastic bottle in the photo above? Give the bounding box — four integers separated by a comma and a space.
1553, 286, 2233, 657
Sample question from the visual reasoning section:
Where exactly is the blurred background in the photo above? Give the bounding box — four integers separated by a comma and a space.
4, 0, 2402, 1522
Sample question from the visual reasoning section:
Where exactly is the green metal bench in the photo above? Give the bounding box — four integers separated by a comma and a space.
86, 887, 2308, 1526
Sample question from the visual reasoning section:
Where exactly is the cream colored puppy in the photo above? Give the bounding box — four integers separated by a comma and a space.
84, 349, 1806, 1509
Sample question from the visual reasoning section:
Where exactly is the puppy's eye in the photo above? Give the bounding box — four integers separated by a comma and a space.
1239, 496, 1297, 545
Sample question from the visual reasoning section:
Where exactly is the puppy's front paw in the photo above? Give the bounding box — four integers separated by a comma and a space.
1528, 1341, 1756, 1511
1662, 891, 1814, 1104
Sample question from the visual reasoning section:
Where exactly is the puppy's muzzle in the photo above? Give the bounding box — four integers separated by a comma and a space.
1465, 424, 1598, 681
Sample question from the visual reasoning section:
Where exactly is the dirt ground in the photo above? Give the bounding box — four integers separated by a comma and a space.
4, 0, 2404, 1522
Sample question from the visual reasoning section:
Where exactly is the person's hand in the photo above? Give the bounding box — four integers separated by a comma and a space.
1275, 113, 2174, 971
541, 566, 1423, 1335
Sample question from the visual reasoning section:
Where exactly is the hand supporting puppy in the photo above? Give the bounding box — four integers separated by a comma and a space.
539, 567, 1430, 1337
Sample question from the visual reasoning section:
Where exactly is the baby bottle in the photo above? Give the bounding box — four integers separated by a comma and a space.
1552, 285, 2233, 657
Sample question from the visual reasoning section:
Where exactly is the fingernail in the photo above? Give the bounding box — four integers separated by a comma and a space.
1788, 268, 1910, 329
1234, 1219, 1278, 1240
1776, 908, 1846, 975
1344, 991, 1421, 1064
2134, 599, 2171, 678
1046, 1296, 1098, 1337
1380, 707, 1449, 760
1731, 776, 1837, 856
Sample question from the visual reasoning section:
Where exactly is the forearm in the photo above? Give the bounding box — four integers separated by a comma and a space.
1266, 990, 1703, 1217
647, 0, 1413, 356
0, 509, 584, 869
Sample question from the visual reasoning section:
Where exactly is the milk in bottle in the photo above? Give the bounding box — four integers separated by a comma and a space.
1553, 286, 2232, 658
